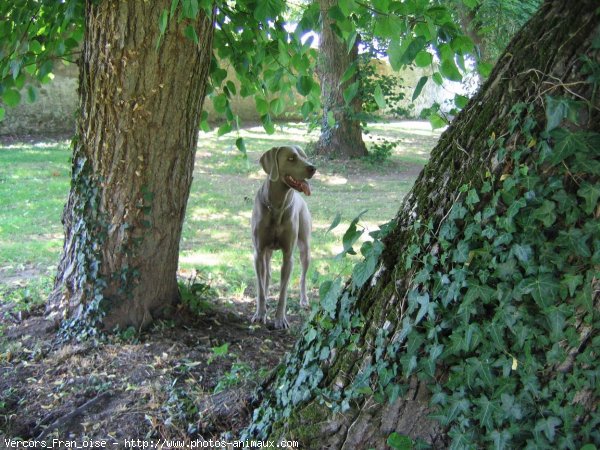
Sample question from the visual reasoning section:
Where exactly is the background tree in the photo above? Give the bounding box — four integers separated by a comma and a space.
314, 0, 368, 159
46, 0, 215, 334
246, 1, 599, 448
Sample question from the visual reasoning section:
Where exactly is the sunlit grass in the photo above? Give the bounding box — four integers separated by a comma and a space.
0, 121, 440, 307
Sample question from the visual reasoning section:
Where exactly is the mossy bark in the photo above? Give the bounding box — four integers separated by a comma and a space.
314, 0, 368, 159
47, 0, 214, 331
249, 1, 600, 448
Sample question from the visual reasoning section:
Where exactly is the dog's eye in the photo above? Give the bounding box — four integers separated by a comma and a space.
288, 156, 296, 161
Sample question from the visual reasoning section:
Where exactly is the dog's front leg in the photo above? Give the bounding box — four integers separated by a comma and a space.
252, 250, 268, 324
274, 250, 293, 329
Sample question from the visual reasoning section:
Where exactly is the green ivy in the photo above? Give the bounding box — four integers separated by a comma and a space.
246, 97, 599, 448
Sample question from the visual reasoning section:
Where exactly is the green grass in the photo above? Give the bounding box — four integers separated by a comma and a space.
0, 122, 440, 310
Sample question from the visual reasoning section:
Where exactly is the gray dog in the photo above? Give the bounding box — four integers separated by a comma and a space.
251, 145, 316, 329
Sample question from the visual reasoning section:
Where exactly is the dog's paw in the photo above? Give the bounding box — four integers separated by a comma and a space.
251, 311, 267, 324
273, 316, 290, 330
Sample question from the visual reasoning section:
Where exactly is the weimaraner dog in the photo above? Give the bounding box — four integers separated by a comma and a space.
251, 145, 316, 329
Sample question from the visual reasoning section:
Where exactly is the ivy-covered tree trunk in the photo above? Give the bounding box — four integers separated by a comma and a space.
247, 1, 599, 448
47, 0, 214, 333
314, 0, 368, 159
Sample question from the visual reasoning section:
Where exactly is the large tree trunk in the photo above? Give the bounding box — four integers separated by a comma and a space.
47, 0, 214, 333
314, 0, 368, 159
247, 1, 599, 448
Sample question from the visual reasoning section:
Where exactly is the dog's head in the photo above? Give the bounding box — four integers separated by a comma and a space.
260, 145, 316, 196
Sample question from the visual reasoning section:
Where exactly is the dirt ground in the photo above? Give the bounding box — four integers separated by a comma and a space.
0, 294, 304, 445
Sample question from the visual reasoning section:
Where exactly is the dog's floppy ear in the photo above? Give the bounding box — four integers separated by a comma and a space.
260, 147, 281, 181
293, 145, 308, 159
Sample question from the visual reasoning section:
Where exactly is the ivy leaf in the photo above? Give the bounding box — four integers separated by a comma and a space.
463, 283, 495, 304
319, 278, 341, 317
535, 416, 562, 442
474, 395, 499, 431
547, 128, 600, 166
546, 307, 566, 341
512, 244, 533, 263
531, 199, 556, 227
522, 274, 559, 308
557, 228, 591, 257
577, 182, 600, 215
387, 432, 413, 450
561, 273, 582, 297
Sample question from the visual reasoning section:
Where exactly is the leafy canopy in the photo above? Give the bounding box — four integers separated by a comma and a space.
0, 0, 481, 134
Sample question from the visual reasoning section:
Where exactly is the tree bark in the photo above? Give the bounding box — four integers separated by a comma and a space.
314, 0, 368, 159
247, 1, 599, 448
47, 0, 214, 332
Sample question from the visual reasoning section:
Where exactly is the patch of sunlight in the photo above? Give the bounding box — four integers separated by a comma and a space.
318, 173, 348, 186
180, 252, 222, 266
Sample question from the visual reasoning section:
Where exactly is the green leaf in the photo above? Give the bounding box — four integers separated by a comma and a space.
326, 110, 335, 128
159, 9, 168, 35
374, 84, 386, 110
2, 89, 21, 107
184, 25, 199, 44
545, 95, 568, 132
170, 0, 180, 17
451, 35, 475, 54
535, 416, 562, 442
439, 57, 462, 82
339, 209, 367, 257
546, 307, 566, 341
557, 228, 591, 257
561, 273, 582, 297
255, 96, 269, 115
412, 76, 428, 101
343, 81, 359, 104
340, 63, 357, 84
429, 112, 447, 129
577, 182, 600, 215
478, 62, 493, 78
414, 51, 433, 67
463, 284, 495, 303
432, 72, 444, 86
0, 107, 5, 121
326, 213, 342, 233
387, 432, 413, 450
26, 85, 37, 103
523, 274, 559, 308
296, 75, 313, 96
547, 128, 600, 166
270, 97, 285, 116
400, 36, 427, 66
235, 137, 246, 155
531, 199, 556, 227
454, 94, 468, 109
261, 114, 275, 134
474, 396, 499, 431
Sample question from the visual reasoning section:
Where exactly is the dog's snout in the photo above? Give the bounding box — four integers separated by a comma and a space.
307, 164, 316, 176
